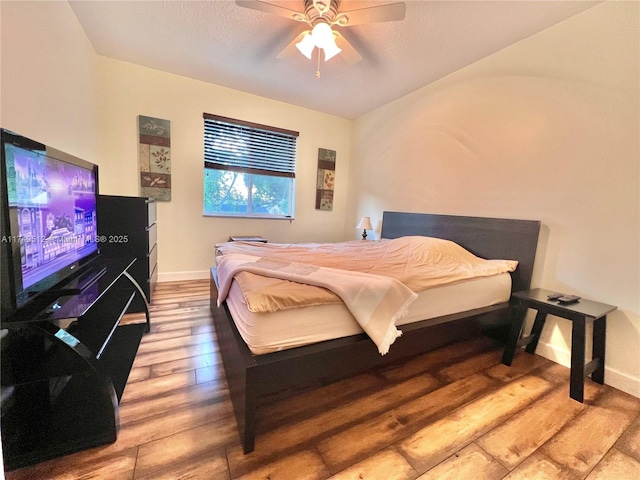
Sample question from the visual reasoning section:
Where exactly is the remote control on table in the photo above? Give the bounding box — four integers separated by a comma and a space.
557, 295, 581, 304
547, 293, 564, 300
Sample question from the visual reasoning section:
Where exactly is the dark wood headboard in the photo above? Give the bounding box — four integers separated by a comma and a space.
380, 211, 541, 293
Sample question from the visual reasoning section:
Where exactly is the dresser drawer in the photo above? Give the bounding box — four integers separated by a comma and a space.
147, 243, 158, 276
146, 199, 157, 228
146, 223, 157, 254
149, 262, 158, 298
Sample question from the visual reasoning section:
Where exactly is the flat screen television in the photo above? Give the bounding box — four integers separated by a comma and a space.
1, 129, 100, 321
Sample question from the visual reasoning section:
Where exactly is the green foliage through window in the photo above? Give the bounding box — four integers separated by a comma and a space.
203, 169, 293, 216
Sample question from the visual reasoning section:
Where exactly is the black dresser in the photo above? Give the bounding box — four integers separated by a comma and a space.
96, 195, 158, 312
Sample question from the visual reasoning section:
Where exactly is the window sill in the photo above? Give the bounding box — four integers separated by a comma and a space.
203, 213, 294, 220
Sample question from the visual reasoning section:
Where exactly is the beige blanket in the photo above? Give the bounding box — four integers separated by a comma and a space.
216, 254, 418, 355
216, 236, 518, 292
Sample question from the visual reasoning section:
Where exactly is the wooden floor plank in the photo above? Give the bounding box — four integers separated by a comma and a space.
257, 372, 384, 432
146, 314, 212, 329
436, 349, 502, 382
484, 349, 551, 382
135, 331, 216, 354
126, 365, 151, 383
4, 447, 139, 480
397, 375, 554, 473
118, 379, 230, 426
150, 294, 208, 305
234, 449, 331, 480
540, 388, 640, 477
148, 352, 220, 378
317, 373, 497, 473
149, 315, 214, 332
133, 421, 238, 478
584, 448, 640, 480
118, 370, 197, 404
131, 341, 218, 368
139, 327, 193, 344
328, 448, 417, 480
501, 451, 581, 480
378, 336, 498, 382
194, 364, 225, 384
615, 413, 640, 462
191, 323, 215, 335
135, 448, 230, 480
415, 443, 508, 480
533, 362, 572, 385
69, 399, 236, 466
143, 306, 210, 319
476, 383, 603, 469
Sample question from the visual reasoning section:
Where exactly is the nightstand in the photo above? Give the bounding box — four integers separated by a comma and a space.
502, 288, 616, 403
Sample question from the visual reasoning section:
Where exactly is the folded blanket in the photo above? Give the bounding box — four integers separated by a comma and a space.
216, 253, 418, 355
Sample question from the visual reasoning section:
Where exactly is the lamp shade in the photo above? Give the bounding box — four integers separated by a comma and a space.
296, 21, 342, 63
311, 22, 334, 48
323, 39, 342, 61
295, 32, 315, 59
356, 216, 373, 230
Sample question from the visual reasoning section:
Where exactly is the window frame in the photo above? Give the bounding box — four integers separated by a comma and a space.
203, 113, 298, 219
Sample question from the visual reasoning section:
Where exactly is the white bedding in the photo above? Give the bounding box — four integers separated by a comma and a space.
224, 272, 512, 355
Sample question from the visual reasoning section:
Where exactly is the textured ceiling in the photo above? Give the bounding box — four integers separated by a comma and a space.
68, 0, 600, 119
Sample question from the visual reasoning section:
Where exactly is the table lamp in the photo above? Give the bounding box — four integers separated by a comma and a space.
356, 216, 373, 240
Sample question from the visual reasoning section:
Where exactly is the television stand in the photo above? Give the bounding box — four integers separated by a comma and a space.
0, 257, 150, 470
47, 264, 108, 296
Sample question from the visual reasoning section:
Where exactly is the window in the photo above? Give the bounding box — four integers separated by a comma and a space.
203, 113, 298, 218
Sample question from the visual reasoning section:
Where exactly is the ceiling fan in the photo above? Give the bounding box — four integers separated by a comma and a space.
236, 0, 406, 66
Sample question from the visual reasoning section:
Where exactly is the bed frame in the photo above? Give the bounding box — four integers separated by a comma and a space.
210, 211, 541, 453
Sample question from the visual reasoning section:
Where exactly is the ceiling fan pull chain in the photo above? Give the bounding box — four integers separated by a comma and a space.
316, 49, 321, 78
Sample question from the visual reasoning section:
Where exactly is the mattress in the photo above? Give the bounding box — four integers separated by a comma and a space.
224, 272, 512, 355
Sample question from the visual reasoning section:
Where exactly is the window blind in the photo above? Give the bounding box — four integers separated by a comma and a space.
203, 113, 298, 178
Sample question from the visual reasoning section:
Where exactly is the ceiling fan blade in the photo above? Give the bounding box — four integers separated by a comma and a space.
235, 0, 306, 22
276, 31, 310, 59
334, 2, 406, 27
333, 31, 362, 65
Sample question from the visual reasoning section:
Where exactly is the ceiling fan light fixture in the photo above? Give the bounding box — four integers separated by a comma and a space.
304, 21, 341, 62
237, 0, 407, 67
323, 40, 341, 61
295, 32, 315, 59
311, 21, 333, 48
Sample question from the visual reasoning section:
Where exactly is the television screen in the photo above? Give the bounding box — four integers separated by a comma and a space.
3, 139, 98, 308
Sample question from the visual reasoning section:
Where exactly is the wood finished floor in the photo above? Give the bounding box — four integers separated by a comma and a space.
5, 279, 640, 480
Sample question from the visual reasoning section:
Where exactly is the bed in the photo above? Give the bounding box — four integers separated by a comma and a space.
209, 211, 541, 453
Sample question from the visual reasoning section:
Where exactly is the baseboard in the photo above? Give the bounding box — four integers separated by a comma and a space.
158, 270, 210, 282
535, 340, 640, 399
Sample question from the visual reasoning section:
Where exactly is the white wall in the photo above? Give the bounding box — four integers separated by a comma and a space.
350, 1, 639, 396
0, 0, 103, 165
